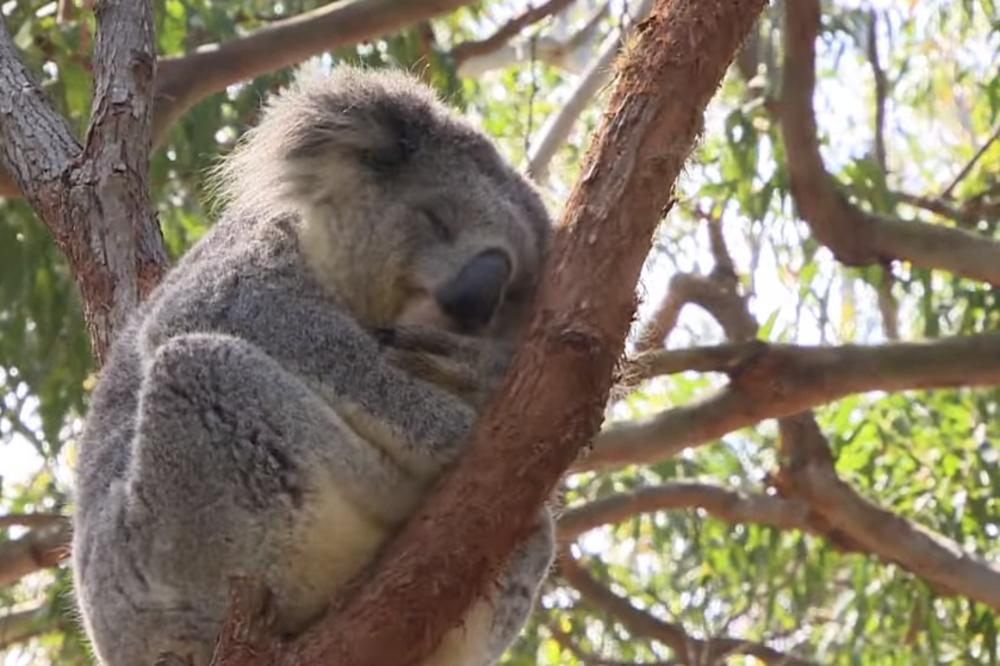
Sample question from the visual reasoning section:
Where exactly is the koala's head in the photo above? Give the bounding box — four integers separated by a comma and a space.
216, 66, 552, 344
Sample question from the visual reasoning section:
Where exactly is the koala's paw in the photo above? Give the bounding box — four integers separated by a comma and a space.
375, 326, 514, 408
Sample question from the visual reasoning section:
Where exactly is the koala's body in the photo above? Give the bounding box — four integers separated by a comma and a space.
72, 67, 554, 666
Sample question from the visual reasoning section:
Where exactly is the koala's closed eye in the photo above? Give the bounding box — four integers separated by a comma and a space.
420, 208, 455, 243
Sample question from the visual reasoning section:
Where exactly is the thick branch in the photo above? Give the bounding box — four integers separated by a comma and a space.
635, 333, 1000, 385
0, 19, 80, 212
0, 1, 165, 362
209, 1, 766, 664
561, 555, 817, 665
0, 523, 71, 588
778, 416, 1000, 612
779, 0, 1000, 286
449, 0, 575, 66
585, 332, 1000, 470
558, 481, 811, 540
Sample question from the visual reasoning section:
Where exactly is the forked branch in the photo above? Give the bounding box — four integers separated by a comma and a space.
0, 0, 164, 362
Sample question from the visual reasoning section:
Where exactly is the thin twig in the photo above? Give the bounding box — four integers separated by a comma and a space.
941, 121, 1000, 199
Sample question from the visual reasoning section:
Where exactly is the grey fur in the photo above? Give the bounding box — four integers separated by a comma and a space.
73, 66, 554, 666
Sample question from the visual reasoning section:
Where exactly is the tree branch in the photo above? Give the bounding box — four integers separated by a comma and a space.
777, 415, 1000, 612
0, 602, 55, 650
940, 120, 1000, 199
0, 522, 71, 588
454, 4, 609, 77
585, 332, 1000, 471
209, 1, 767, 663
893, 190, 1000, 227
526, 29, 620, 182
449, 0, 576, 66
153, 0, 477, 141
525, 0, 655, 183
779, 0, 1000, 286
558, 481, 811, 540
0, 514, 67, 529
561, 554, 817, 665
865, 10, 887, 172
0, 0, 482, 198
0, 0, 164, 362
631, 213, 752, 356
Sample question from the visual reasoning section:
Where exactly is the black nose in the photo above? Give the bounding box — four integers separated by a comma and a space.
435, 250, 511, 332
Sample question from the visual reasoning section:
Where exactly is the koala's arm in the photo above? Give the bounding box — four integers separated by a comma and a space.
141, 270, 476, 481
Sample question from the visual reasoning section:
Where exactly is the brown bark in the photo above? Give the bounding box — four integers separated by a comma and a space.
210, 0, 766, 663
586, 332, 1000, 471
0, 1, 163, 362
779, 0, 1000, 286
0, 522, 71, 588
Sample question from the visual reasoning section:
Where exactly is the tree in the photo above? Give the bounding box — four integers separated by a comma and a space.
2, 1, 999, 665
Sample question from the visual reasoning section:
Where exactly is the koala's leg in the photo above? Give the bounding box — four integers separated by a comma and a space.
107, 333, 427, 665
424, 510, 555, 666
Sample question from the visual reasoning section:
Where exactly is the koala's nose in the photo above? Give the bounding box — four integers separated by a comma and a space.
436, 249, 511, 332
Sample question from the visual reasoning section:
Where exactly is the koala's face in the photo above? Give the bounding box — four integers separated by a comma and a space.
381, 156, 547, 344
221, 67, 552, 345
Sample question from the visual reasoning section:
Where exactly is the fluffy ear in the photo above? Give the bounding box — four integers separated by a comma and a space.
282, 94, 416, 168
211, 66, 436, 213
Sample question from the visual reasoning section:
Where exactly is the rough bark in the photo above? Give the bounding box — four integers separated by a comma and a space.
0, 1, 163, 362
210, 0, 767, 663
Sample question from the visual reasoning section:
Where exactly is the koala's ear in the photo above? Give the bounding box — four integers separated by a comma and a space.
283, 98, 418, 171
210, 67, 435, 212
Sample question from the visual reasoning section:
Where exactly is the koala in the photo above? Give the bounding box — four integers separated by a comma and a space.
72, 66, 555, 666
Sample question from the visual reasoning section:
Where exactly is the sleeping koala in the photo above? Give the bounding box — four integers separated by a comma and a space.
72, 66, 555, 666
